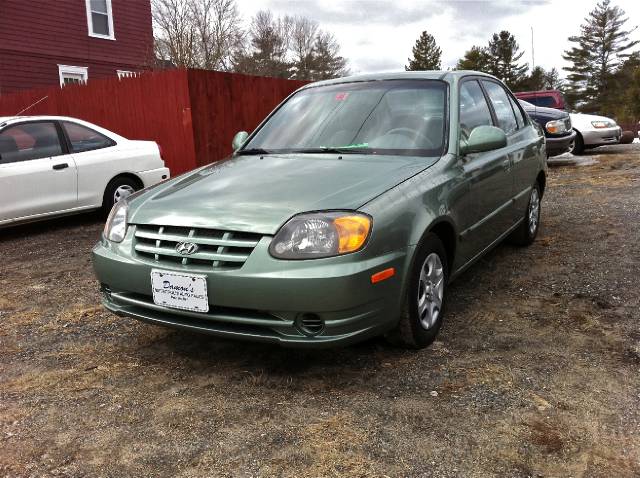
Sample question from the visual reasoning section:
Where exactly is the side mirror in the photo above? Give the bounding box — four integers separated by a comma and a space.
232, 131, 249, 152
460, 125, 507, 155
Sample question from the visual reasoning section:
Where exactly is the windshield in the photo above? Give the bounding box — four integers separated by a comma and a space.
242, 80, 448, 157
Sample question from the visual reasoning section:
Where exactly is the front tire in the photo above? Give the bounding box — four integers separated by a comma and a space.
386, 233, 448, 349
569, 131, 585, 155
102, 176, 139, 214
509, 183, 541, 246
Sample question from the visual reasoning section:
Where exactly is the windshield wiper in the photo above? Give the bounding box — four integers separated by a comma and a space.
236, 148, 271, 155
289, 146, 371, 154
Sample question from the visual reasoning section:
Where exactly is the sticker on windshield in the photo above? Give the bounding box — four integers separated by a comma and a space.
335, 92, 349, 101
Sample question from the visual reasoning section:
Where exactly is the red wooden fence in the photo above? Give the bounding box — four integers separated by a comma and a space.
0, 69, 307, 174
187, 69, 307, 167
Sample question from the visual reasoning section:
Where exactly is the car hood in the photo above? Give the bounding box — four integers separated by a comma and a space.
570, 112, 616, 123
128, 154, 439, 234
523, 104, 569, 121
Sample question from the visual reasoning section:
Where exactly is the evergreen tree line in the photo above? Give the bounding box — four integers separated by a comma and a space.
153, 0, 348, 81
406, 0, 639, 121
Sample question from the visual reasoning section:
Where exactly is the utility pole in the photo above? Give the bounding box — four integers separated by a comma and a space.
531, 27, 535, 70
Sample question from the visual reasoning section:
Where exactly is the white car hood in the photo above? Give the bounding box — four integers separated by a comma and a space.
570, 112, 618, 129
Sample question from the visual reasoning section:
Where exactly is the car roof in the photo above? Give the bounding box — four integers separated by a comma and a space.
0, 115, 127, 141
302, 70, 499, 89
0, 115, 91, 126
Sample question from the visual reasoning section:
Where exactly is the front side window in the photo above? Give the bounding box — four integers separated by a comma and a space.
459, 80, 494, 139
243, 80, 448, 157
62, 122, 115, 153
0, 122, 63, 164
482, 81, 518, 135
86, 0, 114, 39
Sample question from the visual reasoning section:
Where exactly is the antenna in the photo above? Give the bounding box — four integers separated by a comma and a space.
15, 95, 49, 116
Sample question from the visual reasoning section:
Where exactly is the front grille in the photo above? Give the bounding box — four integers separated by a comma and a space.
133, 224, 262, 270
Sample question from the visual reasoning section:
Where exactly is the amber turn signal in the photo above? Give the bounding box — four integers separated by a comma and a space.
333, 215, 371, 253
371, 267, 395, 284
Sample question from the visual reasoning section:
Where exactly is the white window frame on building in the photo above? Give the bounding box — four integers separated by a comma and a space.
117, 70, 138, 79
85, 0, 115, 40
58, 65, 89, 87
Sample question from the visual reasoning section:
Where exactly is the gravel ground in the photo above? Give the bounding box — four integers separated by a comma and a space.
1, 144, 639, 477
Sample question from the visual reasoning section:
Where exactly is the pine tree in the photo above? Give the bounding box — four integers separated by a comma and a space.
562, 0, 639, 113
456, 46, 491, 72
405, 31, 442, 71
309, 32, 348, 80
486, 31, 528, 89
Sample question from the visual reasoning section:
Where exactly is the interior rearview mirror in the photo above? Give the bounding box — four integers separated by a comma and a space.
460, 125, 507, 155
232, 131, 249, 152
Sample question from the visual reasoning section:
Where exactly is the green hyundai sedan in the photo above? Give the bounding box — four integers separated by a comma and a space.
93, 71, 546, 348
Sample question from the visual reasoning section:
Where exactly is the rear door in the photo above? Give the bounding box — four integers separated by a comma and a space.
457, 79, 514, 260
0, 121, 77, 222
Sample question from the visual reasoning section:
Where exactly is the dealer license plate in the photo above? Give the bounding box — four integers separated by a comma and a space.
151, 269, 209, 313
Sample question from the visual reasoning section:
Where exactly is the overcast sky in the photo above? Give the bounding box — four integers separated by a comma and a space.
237, 0, 640, 76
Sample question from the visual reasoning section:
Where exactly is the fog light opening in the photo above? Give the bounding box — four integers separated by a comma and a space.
296, 313, 325, 337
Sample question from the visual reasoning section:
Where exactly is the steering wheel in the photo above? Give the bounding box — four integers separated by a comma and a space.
386, 127, 435, 149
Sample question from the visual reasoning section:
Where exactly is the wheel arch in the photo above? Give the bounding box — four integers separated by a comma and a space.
410, 217, 458, 276
102, 172, 144, 208
536, 170, 546, 198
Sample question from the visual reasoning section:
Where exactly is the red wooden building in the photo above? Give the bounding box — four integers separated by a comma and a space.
0, 0, 153, 95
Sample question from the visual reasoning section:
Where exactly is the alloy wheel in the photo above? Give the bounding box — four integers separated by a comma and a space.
528, 188, 540, 236
417, 252, 444, 330
114, 184, 135, 203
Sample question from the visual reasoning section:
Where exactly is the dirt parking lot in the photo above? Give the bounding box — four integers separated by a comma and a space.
1, 144, 639, 477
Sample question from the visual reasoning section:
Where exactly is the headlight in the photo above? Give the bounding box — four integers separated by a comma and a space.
269, 211, 372, 259
103, 200, 128, 243
545, 119, 568, 134
591, 120, 614, 129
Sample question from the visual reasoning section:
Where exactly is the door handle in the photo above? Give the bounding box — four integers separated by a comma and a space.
52, 163, 69, 170
502, 159, 512, 171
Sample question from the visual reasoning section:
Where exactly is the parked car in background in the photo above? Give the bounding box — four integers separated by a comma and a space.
0, 116, 169, 227
519, 100, 575, 157
569, 112, 622, 155
515, 90, 566, 110
93, 71, 546, 349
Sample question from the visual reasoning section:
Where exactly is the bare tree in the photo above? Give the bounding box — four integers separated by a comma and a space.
290, 16, 318, 79
152, 0, 243, 70
234, 11, 348, 80
153, 0, 197, 68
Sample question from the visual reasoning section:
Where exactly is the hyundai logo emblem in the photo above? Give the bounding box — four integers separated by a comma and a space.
175, 242, 199, 255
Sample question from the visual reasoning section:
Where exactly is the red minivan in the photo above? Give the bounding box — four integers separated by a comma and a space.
514, 90, 566, 110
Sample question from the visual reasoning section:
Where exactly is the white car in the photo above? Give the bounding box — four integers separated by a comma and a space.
0, 116, 169, 227
569, 112, 622, 155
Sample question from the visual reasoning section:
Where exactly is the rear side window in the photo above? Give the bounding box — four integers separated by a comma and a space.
62, 121, 115, 153
459, 80, 493, 139
508, 95, 527, 128
527, 96, 556, 108
482, 81, 518, 135
0, 122, 63, 164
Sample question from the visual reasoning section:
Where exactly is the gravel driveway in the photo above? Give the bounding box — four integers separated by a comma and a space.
1, 144, 639, 477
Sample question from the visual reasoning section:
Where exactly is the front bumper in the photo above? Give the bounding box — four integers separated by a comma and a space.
546, 130, 576, 157
581, 126, 621, 147
92, 232, 413, 348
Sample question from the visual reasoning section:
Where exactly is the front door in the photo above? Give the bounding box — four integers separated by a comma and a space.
0, 121, 77, 223
456, 79, 514, 262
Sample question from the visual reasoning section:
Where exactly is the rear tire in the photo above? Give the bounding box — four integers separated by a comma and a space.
509, 183, 541, 246
386, 233, 448, 349
569, 131, 585, 155
102, 176, 140, 214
